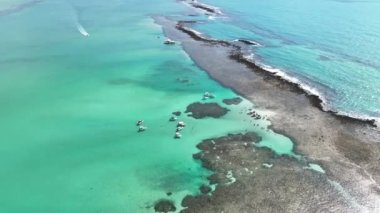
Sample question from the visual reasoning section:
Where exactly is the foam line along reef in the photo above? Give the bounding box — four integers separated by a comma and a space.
155, 6, 380, 210
175, 18, 378, 128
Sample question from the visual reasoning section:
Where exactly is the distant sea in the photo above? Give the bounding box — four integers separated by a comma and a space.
193, 0, 380, 124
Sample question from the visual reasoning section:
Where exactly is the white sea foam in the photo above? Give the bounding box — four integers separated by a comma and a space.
181, 26, 219, 42
242, 52, 255, 60
208, 15, 216, 20
242, 54, 327, 105
184, 27, 202, 36
242, 53, 380, 127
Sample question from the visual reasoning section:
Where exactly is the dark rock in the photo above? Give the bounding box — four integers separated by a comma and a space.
181, 194, 210, 209
200, 184, 212, 194
192, 153, 203, 160
175, 23, 232, 47
181, 195, 195, 208
240, 132, 260, 142
154, 199, 176, 212
166, 192, 172, 196
185, 102, 229, 119
222, 97, 243, 105
207, 174, 219, 185
190, 3, 218, 14
200, 158, 213, 170
237, 39, 259, 46
172, 111, 182, 116
178, 20, 197, 24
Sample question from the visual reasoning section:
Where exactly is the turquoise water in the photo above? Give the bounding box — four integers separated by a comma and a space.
0, 0, 296, 212
195, 0, 380, 123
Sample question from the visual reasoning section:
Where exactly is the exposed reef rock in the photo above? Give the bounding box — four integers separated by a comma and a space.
187, 1, 222, 15
172, 111, 182, 116
154, 14, 380, 213
199, 184, 212, 194
181, 133, 353, 213
237, 39, 259, 46
222, 97, 243, 105
154, 199, 176, 213
176, 19, 377, 127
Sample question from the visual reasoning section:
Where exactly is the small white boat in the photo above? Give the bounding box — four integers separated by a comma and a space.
138, 126, 147, 132
176, 127, 184, 132
136, 120, 144, 126
174, 132, 182, 139
203, 92, 215, 99
177, 121, 186, 127
164, 39, 176, 45
203, 92, 210, 100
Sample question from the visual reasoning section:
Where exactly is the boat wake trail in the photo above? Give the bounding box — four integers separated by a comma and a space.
65, 0, 90, 37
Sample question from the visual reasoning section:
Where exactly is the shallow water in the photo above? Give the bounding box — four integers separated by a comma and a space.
195, 0, 380, 122
0, 0, 297, 212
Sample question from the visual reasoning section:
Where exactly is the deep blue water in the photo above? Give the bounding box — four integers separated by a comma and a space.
193, 0, 380, 123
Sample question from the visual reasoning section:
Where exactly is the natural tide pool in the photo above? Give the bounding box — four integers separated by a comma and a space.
0, 0, 296, 212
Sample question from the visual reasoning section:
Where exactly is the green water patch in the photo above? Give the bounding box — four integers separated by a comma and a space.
255, 130, 296, 157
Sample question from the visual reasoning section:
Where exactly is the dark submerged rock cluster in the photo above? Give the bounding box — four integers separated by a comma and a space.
222, 97, 243, 105
180, 133, 352, 213
185, 102, 229, 119
154, 199, 176, 213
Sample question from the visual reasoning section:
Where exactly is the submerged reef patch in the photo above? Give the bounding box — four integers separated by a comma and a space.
222, 97, 243, 105
154, 199, 176, 212
185, 102, 229, 119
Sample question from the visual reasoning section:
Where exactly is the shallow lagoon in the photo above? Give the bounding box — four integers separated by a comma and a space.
0, 0, 295, 212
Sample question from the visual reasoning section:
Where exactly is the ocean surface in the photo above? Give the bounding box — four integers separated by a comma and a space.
0, 0, 296, 212
194, 0, 380, 123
